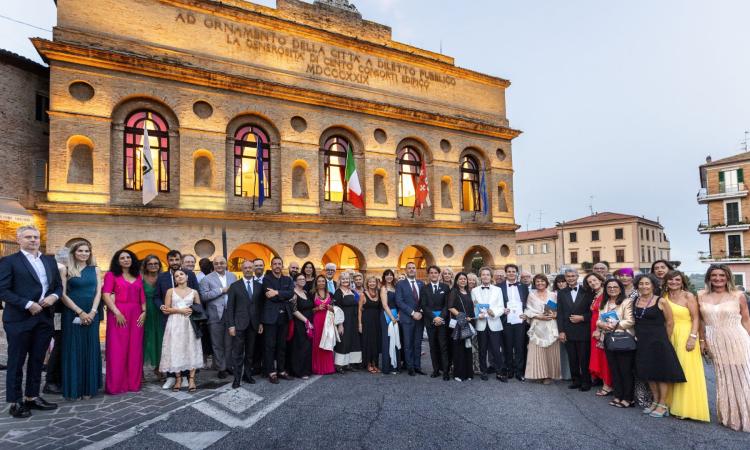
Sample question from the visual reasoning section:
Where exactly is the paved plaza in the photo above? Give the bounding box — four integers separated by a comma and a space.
1, 339, 748, 450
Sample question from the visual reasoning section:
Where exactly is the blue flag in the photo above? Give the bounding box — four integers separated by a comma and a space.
480, 164, 489, 215
255, 133, 265, 207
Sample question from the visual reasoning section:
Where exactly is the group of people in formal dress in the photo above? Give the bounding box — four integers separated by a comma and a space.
1, 225, 749, 434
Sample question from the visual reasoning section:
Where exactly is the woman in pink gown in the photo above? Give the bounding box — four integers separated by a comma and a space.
102, 249, 146, 394
311, 275, 335, 375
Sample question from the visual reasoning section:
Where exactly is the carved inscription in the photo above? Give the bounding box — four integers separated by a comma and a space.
175, 11, 456, 91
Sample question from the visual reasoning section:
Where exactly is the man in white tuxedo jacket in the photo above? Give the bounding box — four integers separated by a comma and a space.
471, 267, 507, 382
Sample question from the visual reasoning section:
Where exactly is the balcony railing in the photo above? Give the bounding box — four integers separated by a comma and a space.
699, 253, 750, 262
698, 218, 750, 233
697, 183, 748, 203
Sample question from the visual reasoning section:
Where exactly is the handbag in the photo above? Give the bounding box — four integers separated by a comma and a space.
603, 330, 636, 352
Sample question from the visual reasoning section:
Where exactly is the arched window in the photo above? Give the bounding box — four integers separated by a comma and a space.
460, 154, 480, 211
233, 125, 270, 198
322, 135, 350, 202
397, 147, 421, 207
124, 110, 169, 191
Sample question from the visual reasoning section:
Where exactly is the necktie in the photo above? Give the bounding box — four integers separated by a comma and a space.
246, 280, 253, 297
411, 281, 419, 306
433, 284, 437, 294
327, 279, 335, 294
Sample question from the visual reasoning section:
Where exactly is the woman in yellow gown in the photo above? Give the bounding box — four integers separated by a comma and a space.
664, 271, 709, 421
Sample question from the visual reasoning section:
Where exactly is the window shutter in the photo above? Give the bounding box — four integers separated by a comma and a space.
719, 171, 725, 182
738, 168, 744, 183
32, 159, 48, 192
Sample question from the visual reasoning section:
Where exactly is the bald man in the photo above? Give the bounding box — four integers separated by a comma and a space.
199, 256, 238, 378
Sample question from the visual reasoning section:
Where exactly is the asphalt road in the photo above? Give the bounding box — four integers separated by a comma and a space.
109, 350, 749, 450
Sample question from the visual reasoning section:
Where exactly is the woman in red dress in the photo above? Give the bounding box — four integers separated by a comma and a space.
585, 273, 613, 396
311, 274, 335, 375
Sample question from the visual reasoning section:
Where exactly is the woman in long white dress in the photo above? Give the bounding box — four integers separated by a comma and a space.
524, 274, 561, 384
159, 270, 204, 392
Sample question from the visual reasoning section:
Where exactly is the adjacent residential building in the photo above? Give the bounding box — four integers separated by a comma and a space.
698, 153, 750, 287
0, 49, 49, 256
516, 212, 671, 275
515, 228, 561, 275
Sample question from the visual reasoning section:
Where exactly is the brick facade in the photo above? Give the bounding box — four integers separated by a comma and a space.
32, 0, 521, 273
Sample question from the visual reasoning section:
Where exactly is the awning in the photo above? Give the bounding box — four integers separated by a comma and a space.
0, 197, 34, 224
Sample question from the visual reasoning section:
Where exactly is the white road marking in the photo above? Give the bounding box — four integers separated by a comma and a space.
159, 431, 229, 450
192, 376, 320, 428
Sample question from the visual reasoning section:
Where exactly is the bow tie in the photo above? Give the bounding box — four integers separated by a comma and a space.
571, 286, 578, 291
508, 283, 518, 287
481, 286, 490, 290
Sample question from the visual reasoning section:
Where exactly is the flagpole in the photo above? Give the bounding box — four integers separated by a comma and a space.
251, 143, 257, 211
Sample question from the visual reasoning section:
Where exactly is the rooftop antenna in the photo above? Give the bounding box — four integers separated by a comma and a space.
588, 196, 594, 215
526, 212, 531, 231
537, 209, 544, 229
439, 39, 443, 54
742, 131, 749, 152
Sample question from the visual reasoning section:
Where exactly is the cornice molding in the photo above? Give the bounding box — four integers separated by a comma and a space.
34, 39, 522, 141
37, 201, 520, 232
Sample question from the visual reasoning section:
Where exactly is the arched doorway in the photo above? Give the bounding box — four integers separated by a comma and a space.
228, 242, 278, 273
321, 243, 364, 277
462, 246, 494, 274
123, 241, 170, 266
398, 245, 434, 280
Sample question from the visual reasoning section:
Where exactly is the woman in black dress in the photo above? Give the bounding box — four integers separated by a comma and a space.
301, 261, 317, 294
448, 272, 474, 381
359, 276, 382, 374
290, 273, 314, 379
380, 269, 400, 374
334, 272, 362, 373
634, 274, 685, 418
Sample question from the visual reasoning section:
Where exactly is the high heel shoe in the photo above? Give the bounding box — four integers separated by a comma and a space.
642, 402, 657, 414
188, 374, 197, 392
649, 403, 669, 418
173, 375, 182, 392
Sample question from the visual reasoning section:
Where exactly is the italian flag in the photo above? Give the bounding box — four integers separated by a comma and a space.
345, 145, 364, 209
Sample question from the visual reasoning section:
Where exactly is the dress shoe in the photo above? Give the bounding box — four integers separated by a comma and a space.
42, 383, 61, 395
25, 397, 57, 411
414, 369, 426, 375
579, 385, 591, 392
515, 374, 525, 382
443, 374, 450, 381
217, 371, 228, 379
480, 374, 488, 381
269, 375, 279, 384
497, 374, 508, 383
9, 402, 31, 418
232, 380, 241, 389
568, 383, 581, 389
408, 369, 416, 376
430, 371, 440, 378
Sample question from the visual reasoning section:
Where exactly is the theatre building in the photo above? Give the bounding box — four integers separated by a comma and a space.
30, 0, 521, 274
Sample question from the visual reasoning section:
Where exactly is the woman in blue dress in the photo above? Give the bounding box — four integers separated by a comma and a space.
60, 241, 102, 400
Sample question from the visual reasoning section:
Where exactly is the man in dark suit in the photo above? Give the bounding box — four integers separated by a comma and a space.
556, 267, 593, 391
261, 256, 294, 384
395, 261, 425, 376
420, 265, 450, 380
226, 260, 263, 388
154, 249, 200, 390
499, 264, 529, 381
0, 225, 63, 418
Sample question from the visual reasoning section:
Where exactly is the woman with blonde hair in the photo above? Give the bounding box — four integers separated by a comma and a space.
60, 241, 102, 400
699, 264, 750, 432
359, 275, 382, 373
